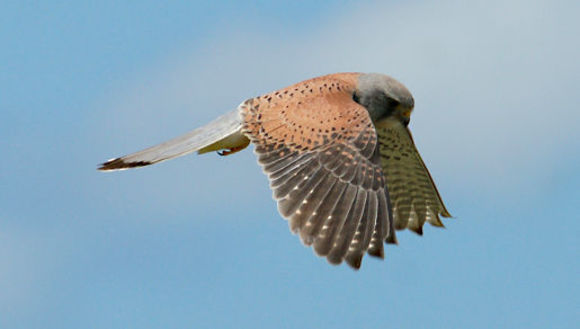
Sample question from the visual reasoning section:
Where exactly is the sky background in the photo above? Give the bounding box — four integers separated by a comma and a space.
1, 0, 578, 328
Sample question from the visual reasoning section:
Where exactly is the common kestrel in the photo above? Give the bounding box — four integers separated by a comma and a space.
99, 73, 451, 269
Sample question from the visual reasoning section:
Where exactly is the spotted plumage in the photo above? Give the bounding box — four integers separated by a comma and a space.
99, 72, 451, 269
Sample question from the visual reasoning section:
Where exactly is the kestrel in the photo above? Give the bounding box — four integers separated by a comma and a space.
99, 73, 451, 269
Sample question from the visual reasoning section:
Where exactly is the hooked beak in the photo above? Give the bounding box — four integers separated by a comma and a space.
401, 109, 411, 126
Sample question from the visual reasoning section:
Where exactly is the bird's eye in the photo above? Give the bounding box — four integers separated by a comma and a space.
385, 97, 400, 109
352, 92, 361, 104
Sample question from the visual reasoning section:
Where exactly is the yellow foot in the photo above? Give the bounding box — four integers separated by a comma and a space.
217, 146, 245, 156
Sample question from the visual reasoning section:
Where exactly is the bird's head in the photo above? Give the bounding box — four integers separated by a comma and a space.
353, 73, 414, 126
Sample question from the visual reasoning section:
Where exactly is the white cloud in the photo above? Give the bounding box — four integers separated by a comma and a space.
94, 0, 579, 203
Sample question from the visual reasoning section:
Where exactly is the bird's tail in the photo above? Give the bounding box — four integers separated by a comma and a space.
98, 109, 248, 171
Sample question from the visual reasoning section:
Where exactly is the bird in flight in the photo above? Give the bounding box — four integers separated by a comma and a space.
99, 72, 451, 269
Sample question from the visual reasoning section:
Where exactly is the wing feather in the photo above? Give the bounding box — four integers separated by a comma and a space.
313, 184, 358, 257
327, 189, 367, 264
300, 179, 347, 246
376, 121, 451, 235
241, 74, 392, 268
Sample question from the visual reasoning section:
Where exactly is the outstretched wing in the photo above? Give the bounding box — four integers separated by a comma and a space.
241, 74, 394, 269
376, 121, 451, 235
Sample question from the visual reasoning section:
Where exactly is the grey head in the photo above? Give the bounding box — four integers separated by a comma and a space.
354, 73, 415, 125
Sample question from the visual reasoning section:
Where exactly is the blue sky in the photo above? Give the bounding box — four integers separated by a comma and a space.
1, 0, 578, 328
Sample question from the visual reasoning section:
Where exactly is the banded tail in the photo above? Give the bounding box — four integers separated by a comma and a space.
98, 108, 249, 171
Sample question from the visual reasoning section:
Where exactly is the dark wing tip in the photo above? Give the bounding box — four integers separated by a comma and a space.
325, 254, 362, 270
98, 158, 153, 171
367, 244, 384, 259
345, 253, 363, 270
385, 228, 398, 244
440, 210, 453, 218
410, 225, 423, 236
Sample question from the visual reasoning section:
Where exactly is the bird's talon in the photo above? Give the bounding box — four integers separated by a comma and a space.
218, 148, 239, 156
